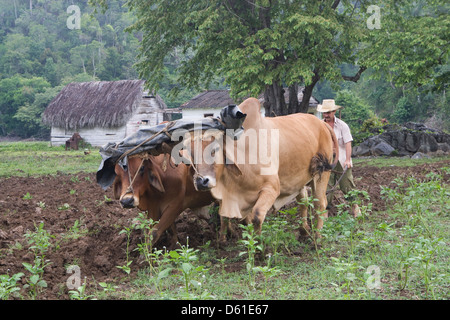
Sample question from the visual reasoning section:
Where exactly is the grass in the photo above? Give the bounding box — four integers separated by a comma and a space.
0, 141, 101, 177
353, 155, 449, 168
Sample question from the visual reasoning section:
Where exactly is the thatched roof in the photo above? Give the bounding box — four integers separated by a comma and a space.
181, 88, 319, 109
42, 80, 166, 130
180, 90, 235, 109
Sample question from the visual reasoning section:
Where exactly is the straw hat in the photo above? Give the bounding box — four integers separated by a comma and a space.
317, 99, 342, 113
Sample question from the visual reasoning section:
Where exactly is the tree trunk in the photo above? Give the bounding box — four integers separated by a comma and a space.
288, 83, 299, 114
13, 0, 18, 19
263, 82, 286, 117
298, 70, 320, 113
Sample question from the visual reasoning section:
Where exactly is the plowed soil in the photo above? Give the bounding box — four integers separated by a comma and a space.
0, 159, 449, 299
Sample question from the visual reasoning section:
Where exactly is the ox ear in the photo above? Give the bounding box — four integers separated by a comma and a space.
148, 168, 165, 193
113, 177, 122, 200
225, 161, 243, 176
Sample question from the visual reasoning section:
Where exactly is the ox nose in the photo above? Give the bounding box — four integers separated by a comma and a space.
195, 176, 215, 191
120, 196, 135, 208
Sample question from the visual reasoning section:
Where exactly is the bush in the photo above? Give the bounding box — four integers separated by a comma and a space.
335, 89, 375, 133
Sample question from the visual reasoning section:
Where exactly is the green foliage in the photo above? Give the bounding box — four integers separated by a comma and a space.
360, 0, 449, 90
0, 1, 140, 138
22, 222, 53, 299
0, 272, 24, 300
335, 89, 374, 133
392, 96, 414, 123
239, 224, 263, 286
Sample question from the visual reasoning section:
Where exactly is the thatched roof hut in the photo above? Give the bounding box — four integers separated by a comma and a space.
43, 80, 178, 147
180, 88, 319, 120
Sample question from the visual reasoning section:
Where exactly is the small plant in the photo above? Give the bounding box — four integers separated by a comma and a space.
22, 222, 53, 299
68, 279, 96, 300
158, 239, 211, 298
98, 282, 118, 294
0, 272, 24, 300
58, 203, 71, 211
117, 226, 133, 275
261, 214, 298, 262
411, 236, 445, 298
22, 192, 32, 200
330, 257, 365, 297
297, 195, 325, 257
239, 224, 263, 286
132, 212, 156, 270
173, 239, 208, 295
253, 265, 282, 298
64, 219, 88, 240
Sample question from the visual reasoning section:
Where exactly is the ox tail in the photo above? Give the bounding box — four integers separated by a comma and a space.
323, 122, 339, 169
310, 153, 333, 182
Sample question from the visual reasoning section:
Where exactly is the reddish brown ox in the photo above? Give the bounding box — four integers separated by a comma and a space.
185, 97, 338, 240
113, 153, 214, 246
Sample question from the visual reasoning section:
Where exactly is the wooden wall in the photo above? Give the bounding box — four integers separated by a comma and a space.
49, 96, 167, 147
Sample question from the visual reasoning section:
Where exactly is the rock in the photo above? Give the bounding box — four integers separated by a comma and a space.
372, 141, 395, 156
405, 132, 419, 152
411, 152, 430, 159
353, 122, 450, 158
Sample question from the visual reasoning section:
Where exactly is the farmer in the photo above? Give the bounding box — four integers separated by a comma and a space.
317, 99, 361, 217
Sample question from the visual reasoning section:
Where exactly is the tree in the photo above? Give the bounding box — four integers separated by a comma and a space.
91, 0, 448, 117
0, 76, 50, 136
335, 89, 374, 133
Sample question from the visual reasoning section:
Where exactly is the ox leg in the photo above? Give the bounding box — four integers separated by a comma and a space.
296, 187, 311, 236
150, 206, 182, 248
250, 185, 279, 234
312, 172, 331, 238
218, 216, 232, 243
167, 223, 179, 248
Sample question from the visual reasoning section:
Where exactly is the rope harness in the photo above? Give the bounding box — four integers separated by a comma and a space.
326, 166, 348, 195
124, 153, 149, 196
117, 120, 206, 196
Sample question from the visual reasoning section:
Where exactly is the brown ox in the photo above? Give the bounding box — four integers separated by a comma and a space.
186, 98, 338, 240
113, 153, 214, 246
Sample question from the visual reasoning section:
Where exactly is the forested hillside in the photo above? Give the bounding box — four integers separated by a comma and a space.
0, 0, 448, 139
0, 0, 199, 138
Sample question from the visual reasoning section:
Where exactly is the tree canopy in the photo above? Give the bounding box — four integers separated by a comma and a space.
112, 0, 448, 117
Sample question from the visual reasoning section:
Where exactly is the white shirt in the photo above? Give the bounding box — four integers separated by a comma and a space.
331, 117, 353, 168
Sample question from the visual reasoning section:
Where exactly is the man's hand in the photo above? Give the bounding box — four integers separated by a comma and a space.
344, 158, 352, 169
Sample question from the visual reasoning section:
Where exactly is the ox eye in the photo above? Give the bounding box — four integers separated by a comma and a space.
139, 166, 145, 174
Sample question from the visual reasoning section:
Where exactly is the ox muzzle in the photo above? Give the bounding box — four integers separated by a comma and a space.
194, 175, 216, 191
119, 194, 139, 209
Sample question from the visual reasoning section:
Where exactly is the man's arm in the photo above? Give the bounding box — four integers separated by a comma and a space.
344, 141, 352, 168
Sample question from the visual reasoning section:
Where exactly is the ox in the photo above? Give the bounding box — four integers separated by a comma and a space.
113, 153, 214, 247
182, 98, 338, 240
